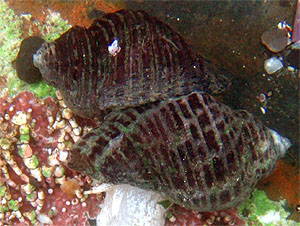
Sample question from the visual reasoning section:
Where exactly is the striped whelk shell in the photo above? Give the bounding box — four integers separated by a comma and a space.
68, 91, 290, 211
31, 10, 230, 119
15, 10, 291, 211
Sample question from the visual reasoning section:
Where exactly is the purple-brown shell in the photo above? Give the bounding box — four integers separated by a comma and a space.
15, 9, 290, 212
32, 9, 229, 119
67, 91, 290, 211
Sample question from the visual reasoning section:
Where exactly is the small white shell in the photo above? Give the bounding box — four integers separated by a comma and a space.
96, 184, 167, 226
264, 57, 283, 74
37, 213, 53, 224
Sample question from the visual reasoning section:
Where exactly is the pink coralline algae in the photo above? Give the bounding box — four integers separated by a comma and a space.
0, 91, 101, 226
165, 205, 245, 226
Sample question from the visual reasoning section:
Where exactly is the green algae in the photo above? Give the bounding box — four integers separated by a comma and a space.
0, 186, 6, 197
19, 125, 30, 135
0, 204, 8, 213
0, 2, 22, 66
26, 193, 35, 202
8, 199, 19, 211
0, 1, 70, 99
19, 133, 30, 144
35, 9, 71, 42
18, 146, 25, 157
0, 137, 10, 150
0, 1, 22, 97
24, 154, 39, 169
42, 166, 53, 178
238, 189, 300, 226
24, 210, 37, 225
8, 76, 56, 98
157, 199, 172, 209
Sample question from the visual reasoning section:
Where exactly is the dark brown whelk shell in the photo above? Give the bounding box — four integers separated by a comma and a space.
15, 9, 290, 212
31, 9, 230, 119
67, 91, 290, 211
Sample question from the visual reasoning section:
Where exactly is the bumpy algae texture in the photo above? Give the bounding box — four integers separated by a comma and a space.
33, 9, 71, 42
238, 189, 299, 226
0, 0, 22, 97
0, 0, 71, 98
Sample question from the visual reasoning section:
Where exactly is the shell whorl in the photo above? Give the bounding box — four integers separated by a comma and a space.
68, 91, 286, 211
33, 10, 229, 118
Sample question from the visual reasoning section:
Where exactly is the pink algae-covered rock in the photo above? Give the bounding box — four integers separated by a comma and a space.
165, 205, 245, 226
0, 91, 101, 226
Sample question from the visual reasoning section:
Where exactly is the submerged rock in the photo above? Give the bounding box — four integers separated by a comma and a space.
261, 27, 289, 53
264, 56, 284, 74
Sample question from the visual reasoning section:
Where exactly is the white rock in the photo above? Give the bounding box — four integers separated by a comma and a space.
258, 210, 281, 224
264, 57, 283, 74
58, 150, 68, 162
11, 111, 27, 125
96, 184, 167, 226
37, 213, 53, 224
62, 108, 73, 119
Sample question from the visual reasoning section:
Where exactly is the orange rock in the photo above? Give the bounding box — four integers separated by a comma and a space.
60, 178, 80, 198
258, 160, 300, 221
7, 0, 124, 27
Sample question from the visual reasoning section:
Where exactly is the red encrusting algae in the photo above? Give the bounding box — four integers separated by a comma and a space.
165, 205, 245, 226
0, 91, 102, 225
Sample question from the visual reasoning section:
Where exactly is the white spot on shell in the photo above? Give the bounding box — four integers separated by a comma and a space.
108, 39, 121, 56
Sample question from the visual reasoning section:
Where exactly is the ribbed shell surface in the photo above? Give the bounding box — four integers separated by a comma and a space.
68, 91, 281, 211
33, 10, 228, 119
